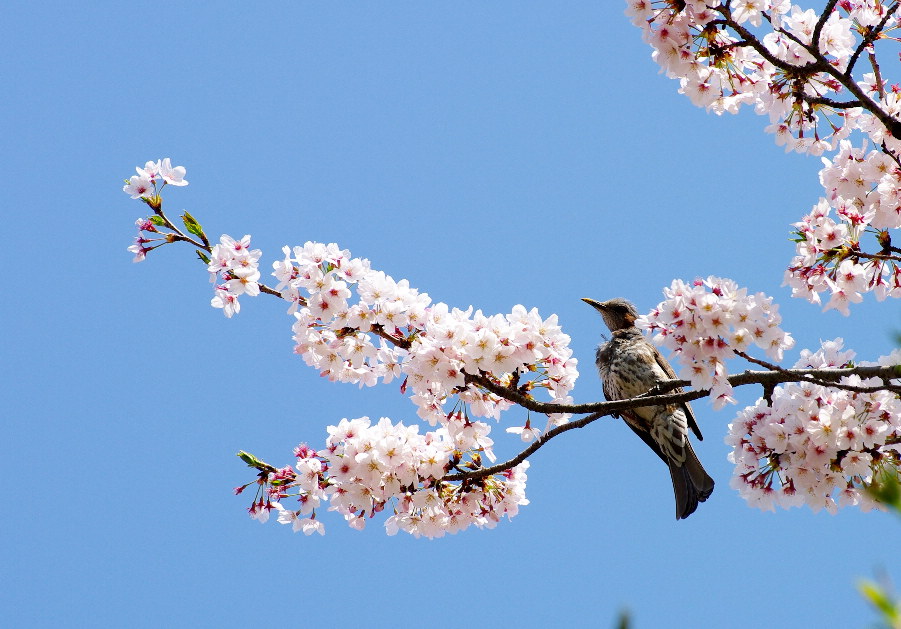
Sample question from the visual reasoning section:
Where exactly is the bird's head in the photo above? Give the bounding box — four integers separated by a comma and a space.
582, 297, 639, 332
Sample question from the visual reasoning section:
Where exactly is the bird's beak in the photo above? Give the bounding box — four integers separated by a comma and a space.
581, 297, 605, 311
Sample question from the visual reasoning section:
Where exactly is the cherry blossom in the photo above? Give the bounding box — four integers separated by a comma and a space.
122, 157, 188, 199
123, 174, 154, 199
159, 157, 188, 186
208, 234, 262, 317
278, 242, 579, 426
254, 416, 529, 538
637, 277, 795, 408
127, 236, 149, 263
630, 1, 901, 313
726, 339, 901, 513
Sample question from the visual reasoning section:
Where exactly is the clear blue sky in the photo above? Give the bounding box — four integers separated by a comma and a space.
4, 2, 897, 627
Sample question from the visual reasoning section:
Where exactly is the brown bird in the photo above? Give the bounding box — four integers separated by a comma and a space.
583, 297, 714, 519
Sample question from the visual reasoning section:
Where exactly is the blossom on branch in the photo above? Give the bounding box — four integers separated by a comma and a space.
208, 234, 262, 317
276, 242, 579, 432
629, 1, 901, 313
122, 158, 188, 199
785, 143, 901, 311
122, 132, 901, 528
637, 276, 795, 408
254, 416, 529, 538
629, 1, 889, 153
726, 340, 901, 513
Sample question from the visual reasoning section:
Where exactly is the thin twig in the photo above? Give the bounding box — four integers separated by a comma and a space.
442, 413, 604, 481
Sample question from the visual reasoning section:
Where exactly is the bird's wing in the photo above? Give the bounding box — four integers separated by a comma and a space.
650, 345, 703, 441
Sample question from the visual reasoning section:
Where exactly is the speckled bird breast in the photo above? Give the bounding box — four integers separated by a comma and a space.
595, 329, 663, 401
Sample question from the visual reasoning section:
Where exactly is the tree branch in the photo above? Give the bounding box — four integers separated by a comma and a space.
442, 413, 604, 481
848, 250, 901, 264
464, 364, 901, 416
802, 96, 863, 109
446, 364, 901, 481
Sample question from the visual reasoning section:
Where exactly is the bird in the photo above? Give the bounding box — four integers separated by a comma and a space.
582, 297, 714, 519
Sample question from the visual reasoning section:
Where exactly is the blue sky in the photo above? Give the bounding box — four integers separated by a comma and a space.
4, 2, 898, 627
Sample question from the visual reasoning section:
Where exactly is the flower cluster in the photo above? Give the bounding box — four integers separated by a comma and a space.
127, 217, 158, 263
629, 2, 901, 312
123, 158, 190, 263
628, 1, 893, 155
637, 277, 795, 408
248, 416, 529, 538
784, 142, 901, 313
123, 158, 188, 199
208, 234, 262, 318
241, 243, 570, 535
726, 339, 901, 512
275, 242, 579, 435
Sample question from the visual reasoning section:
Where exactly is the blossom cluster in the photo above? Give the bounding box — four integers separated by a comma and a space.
123, 158, 190, 263
629, 2, 901, 313
123, 158, 188, 199
274, 242, 579, 436
127, 217, 158, 263
628, 1, 894, 155
726, 339, 901, 512
248, 416, 529, 538
637, 276, 795, 408
208, 234, 262, 318
784, 142, 901, 313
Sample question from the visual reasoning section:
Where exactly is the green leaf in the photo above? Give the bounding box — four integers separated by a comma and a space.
181, 211, 204, 238
236, 450, 277, 473
866, 467, 901, 513
149, 215, 165, 226
788, 229, 807, 243
859, 580, 901, 624
196, 250, 211, 265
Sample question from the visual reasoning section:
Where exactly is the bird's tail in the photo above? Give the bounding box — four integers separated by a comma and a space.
669, 441, 715, 520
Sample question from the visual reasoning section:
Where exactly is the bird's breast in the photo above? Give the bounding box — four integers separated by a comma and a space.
596, 336, 666, 400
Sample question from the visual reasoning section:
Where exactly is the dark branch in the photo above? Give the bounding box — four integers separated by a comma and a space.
464, 364, 901, 416
811, 0, 839, 52
802, 96, 863, 109
442, 413, 604, 481
446, 363, 901, 481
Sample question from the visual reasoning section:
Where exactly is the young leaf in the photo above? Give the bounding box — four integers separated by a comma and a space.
182, 211, 204, 238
